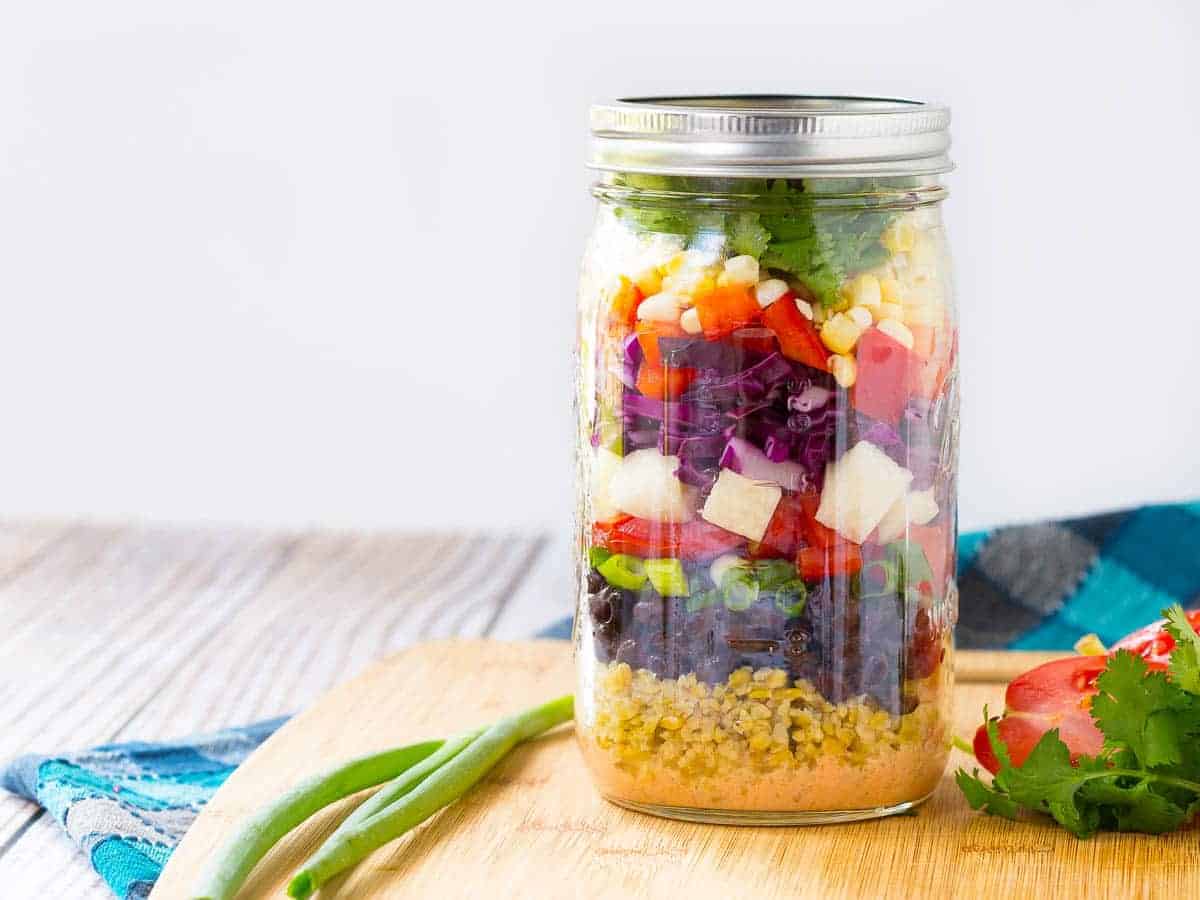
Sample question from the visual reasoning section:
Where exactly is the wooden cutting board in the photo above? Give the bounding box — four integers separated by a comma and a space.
154, 641, 1199, 900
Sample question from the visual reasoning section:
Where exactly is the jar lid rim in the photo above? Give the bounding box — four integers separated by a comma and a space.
588, 95, 953, 178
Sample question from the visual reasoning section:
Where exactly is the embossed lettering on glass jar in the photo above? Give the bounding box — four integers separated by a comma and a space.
574, 97, 958, 824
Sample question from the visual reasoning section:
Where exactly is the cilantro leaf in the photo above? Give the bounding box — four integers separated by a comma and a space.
955, 768, 1020, 819
1078, 777, 1190, 833
1164, 604, 1200, 695
1091, 650, 1200, 768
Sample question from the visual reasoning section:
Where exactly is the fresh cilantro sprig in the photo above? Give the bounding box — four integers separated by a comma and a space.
956, 605, 1200, 837
610, 175, 897, 308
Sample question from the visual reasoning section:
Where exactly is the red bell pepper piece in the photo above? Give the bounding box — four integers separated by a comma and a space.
635, 320, 687, 368
852, 327, 916, 426
797, 544, 863, 580
796, 493, 840, 549
608, 277, 642, 333
592, 516, 744, 561
729, 326, 779, 357
635, 364, 697, 400
694, 285, 760, 341
761, 296, 828, 372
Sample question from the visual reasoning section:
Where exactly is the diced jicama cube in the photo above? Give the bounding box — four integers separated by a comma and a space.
875, 487, 940, 544
701, 469, 781, 542
590, 447, 624, 522
609, 449, 696, 523
816, 441, 913, 544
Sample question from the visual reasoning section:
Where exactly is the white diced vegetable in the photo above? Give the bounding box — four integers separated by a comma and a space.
609, 449, 696, 523
875, 487, 940, 544
590, 447, 624, 522
815, 441, 913, 544
700, 469, 781, 543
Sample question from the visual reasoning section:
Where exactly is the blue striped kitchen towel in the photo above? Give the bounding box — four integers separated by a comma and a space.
3, 501, 1197, 899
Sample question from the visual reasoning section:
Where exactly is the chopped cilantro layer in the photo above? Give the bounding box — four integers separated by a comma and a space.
610, 175, 901, 309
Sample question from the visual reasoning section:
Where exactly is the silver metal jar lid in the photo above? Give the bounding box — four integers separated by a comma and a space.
588, 95, 952, 179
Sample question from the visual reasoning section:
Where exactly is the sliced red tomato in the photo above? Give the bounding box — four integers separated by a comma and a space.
592, 515, 744, 561
635, 364, 697, 400
852, 327, 916, 426
973, 655, 1109, 773
608, 276, 642, 333
1110, 609, 1200, 667
761, 296, 828, 372
694, 285, 760, 341
797, 544, 863, 580
908, 522, 952, 595
635, 319, 687, 368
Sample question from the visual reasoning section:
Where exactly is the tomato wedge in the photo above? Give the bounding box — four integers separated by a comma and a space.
592, 515, 744, 561
1110, 609, 1200, 667
852, 327, 915, 426
973, 655, 1108, 773
761, 296, 828, 372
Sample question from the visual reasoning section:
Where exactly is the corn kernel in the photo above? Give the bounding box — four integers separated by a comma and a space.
795, 298, 815, 320
829, 354, 857, 388
1074, 633, 1107, 656
663, 251, 690, 275
842, 273, 882, 310
875, 302, 905, 323
659, 715, 684, 730
882, 220, 917, 253
877, 318, 915, 349
879, 276, 903, 305
680, 307, 702, 334
634, 268, 663, 297
754, 278, 790, 308
637, 292, 683, 323
819, 313, 863, 355
846, 306, 873, 329
723, 254, 760, 285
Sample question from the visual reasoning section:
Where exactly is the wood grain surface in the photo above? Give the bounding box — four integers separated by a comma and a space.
0, 522, 567, 900
154, 640, 1200, 900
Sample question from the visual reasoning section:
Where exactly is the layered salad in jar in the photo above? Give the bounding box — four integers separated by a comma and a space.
575, 177, 958, 819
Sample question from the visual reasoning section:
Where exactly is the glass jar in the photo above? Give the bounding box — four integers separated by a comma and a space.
573, 97, 958, 824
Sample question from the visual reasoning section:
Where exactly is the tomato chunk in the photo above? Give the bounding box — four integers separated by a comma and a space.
797, 544, 863, 580
592, 515, 744, 561
635, 364, 697, 400
852, 327, 916, 426
694, 285, 760, 341
761, 296, 828, 372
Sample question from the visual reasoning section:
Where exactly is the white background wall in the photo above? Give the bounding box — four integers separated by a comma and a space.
2, 1, 1197, 533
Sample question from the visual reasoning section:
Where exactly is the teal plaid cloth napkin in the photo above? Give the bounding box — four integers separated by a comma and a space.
3, 502, 1197, 899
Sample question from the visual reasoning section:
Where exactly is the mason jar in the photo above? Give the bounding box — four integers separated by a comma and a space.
573, 96, 958, 824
